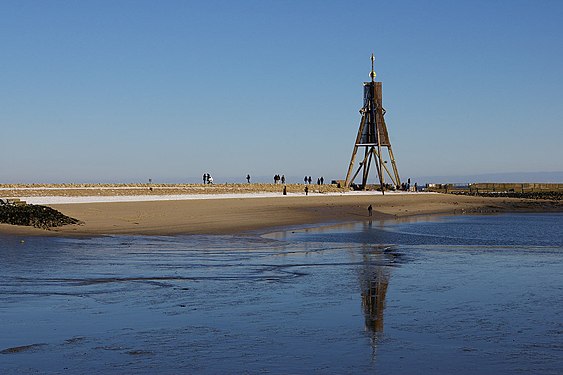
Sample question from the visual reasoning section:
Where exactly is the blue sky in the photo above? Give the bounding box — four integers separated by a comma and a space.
1, 0, 562, 183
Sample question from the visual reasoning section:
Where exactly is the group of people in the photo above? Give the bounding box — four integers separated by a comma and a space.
201, 173, 414, 192
202, 173, 213, 184
200, 173, 330, 185
400, 178, 417, 192
273, 174, 286, 184
304, 176, 324, 185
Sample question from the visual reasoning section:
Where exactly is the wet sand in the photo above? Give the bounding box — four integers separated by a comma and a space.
1, 192, 561, 236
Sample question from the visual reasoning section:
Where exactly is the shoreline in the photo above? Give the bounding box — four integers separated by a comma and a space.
1, 192, 562, 238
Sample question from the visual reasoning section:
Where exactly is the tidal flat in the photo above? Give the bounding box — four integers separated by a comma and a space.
1, 213, 562, 374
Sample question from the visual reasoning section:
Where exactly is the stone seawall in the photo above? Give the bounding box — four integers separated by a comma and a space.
427, 183, 563, 194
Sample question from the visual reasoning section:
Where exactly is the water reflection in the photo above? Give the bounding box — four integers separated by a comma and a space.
360, 247, 390, 334
269, 220, 399, 337
2, 214, 562, 374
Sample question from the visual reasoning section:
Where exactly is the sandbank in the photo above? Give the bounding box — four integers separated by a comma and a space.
1, 191, 561, 237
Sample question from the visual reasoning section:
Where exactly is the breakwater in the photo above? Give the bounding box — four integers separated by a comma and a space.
427, 183, 563, 194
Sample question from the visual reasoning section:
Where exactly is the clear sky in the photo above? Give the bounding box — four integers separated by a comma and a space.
1, 0, 562, 183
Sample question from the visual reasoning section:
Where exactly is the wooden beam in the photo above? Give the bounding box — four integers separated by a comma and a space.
345, 115, 367, 186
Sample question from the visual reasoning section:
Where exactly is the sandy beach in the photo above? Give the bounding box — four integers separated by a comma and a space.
2, 187, 562, 237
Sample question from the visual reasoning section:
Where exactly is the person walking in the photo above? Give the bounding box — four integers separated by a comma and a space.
304, 176, 308, 184
304, 185, 309, 196
281, 175, 285, 184
368, 204, 373, 217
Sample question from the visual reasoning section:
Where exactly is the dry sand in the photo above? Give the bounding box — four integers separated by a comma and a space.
2, 191, 561, 237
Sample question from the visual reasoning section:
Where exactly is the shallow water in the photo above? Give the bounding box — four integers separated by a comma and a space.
1, 213, 562, 374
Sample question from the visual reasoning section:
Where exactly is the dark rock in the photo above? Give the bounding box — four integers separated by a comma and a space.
0, 204, 81, 229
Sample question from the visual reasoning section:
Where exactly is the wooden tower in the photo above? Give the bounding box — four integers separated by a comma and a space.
345, 54, 400, 190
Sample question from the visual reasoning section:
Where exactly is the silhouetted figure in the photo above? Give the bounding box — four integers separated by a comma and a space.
203, 173, 207, 184
247, 174, 251, 183
304, 176, 308, 184
304, 185, 309, 195
368, 204, 373, 217
283, 185, 287, 195
320, 176, 324, 185
281, 175, 285, 184
308, 176, 312, 184
414, 182, 418, 192
317, 178, 320, 185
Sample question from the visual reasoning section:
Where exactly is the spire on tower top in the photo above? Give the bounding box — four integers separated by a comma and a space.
369, 53, 376, 82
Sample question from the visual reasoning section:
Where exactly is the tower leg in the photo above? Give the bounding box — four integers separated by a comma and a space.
345, 145, 359, 187
362, 148, 371, 189
373, 148, 399, 186
377, 137, 384, 193
345, 116, 368, 187
373, 147, 383, 191
387, 146, 401, 187
349, 149, 370, 187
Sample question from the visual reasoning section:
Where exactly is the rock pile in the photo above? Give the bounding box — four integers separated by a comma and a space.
0, 203, 80, 229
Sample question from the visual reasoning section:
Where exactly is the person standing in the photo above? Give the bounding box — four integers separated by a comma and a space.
304, 185, 309, 196
320, 176, 324, 185
246, 174, 251, 183
281, 175, 285, 184
308, 176, 312, 184
203, 173, 207, 184
368, 204, 373, 217
304, 176, 308, 184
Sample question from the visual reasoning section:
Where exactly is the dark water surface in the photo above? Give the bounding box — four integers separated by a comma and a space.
1, 213, 562, 374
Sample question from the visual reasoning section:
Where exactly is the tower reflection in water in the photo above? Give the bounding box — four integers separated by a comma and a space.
357, 219, 400, 336
358, 238, 398, 361
361, 249, 390, 334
